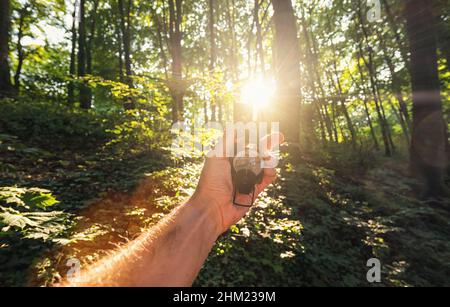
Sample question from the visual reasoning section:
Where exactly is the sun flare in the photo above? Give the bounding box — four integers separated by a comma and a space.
241, 76, 276, 112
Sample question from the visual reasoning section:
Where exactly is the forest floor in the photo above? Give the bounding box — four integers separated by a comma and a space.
1, 135, 450, 287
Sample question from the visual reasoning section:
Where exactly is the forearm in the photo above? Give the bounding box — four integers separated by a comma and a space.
65, 197, 222, 286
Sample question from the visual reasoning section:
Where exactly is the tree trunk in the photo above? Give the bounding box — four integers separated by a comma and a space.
353, 59, 380, 150
208, 0, 217, 122
168, 0, 184, 123
254, 0, 265, 74
405, 0, 448, 198
225, 0, 238, 83
86, 0, 99, 75
118, 0, 134, 109
78, 0, 91, 109
381, 0, 409, 69
82, 0, 98, 106
118, 0, 132, 79
271, 0, 301, 146
356, 4, 392, 156
152, 6, 169, 80
375, 26, 411, 143
0, 0, 14, 98
13, 6, 27, 92
307, 22, 335, 143
115, 13, 124, 82
330, 55, 357, 146
68, 0, 78, 105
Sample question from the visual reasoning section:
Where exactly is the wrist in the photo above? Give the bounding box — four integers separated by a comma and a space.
188, 193, 224, 236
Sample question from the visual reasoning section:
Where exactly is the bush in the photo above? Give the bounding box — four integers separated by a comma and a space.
0, 98, 111, 151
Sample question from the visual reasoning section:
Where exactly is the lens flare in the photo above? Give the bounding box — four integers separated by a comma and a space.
241, 76, 276, 111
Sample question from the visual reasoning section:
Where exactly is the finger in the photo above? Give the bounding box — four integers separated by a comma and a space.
256, 167, 277, 192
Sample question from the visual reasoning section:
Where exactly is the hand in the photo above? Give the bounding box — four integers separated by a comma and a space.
189, 132, 284, 235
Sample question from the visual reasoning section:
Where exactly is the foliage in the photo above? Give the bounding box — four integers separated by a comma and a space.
0, 99, 111, 150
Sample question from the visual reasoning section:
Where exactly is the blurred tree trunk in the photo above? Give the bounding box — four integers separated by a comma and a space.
374, 28, 410, 145
405, 0, 448, 198
271, 0, 301, 147
118, 0, 134, 109
78, 0, 91, 109
152, 6, 169, 81
0, 0, 14, 98
168, 0, 184, 122
381, 0, 409, 69
225, 0, 238, 82
254, 0, 265, 74
86, 0, 99, 75
329, 53, 357, 146
114, 10, 124, 82
209, 0, 217, 122
356, 3, 392, 156
68, 0, 78, 104
352, 59, 380, 150
307, 22, 335, 143
13, 6, 27, 92
225, 0, 241, 122
84, 0, 98, 106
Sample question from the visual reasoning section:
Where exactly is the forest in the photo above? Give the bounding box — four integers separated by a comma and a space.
0, 0, 449, 287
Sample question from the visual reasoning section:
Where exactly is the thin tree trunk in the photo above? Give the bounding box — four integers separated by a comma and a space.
118, 0, 134, 109
375, 27, 410, 145
14, 6, 27, 92
209, 0, 217, 122
381, 0, 409, 68
168, 0, 184, 122
152, 6, 169, 80
83, 0, 98, 107
115, 15, 124, 82
353, 60, 380, 150
357, 41, 391, 155
78, 0, 91, 109
0, 0, 14, 98
405, 0, 448, 198
302, 24, 328, 144
330, 55, 357, 146
254, 0, 265, 74
356, 3, 391, 155
86, 0, 99, 75
68, 0, 78, 104
118, 0, 132, 78
225, 0, 238, 82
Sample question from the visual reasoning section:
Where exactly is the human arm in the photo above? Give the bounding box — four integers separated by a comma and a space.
62, 133, 283, 286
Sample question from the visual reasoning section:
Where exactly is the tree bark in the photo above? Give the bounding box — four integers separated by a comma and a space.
271, 0, 301, 146
405, 0, 448, 198
152, 6, 169, 81
68, 0, 78, 104
13, 6, 27, 92
208, 0, 217, 122
168, 0, 184, 122
86, 0, 99, 75
115, 10, 124, 82
118, 0, 135, 109
0, 0, 14, 98
78, 0, 91, 109
254, 0, 265, 74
